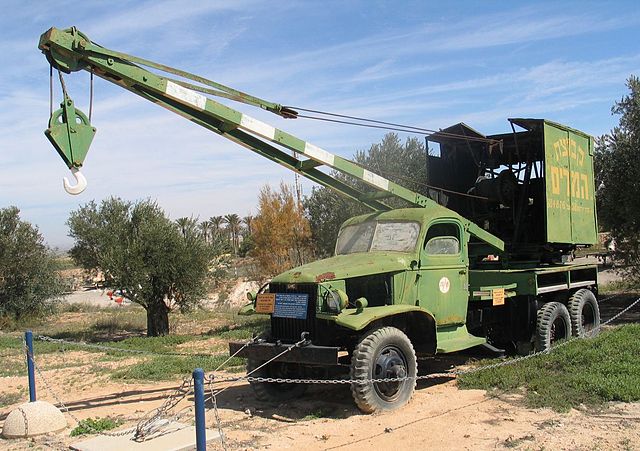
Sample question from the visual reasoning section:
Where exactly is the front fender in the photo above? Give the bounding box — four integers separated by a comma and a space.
334, 305, 436, 331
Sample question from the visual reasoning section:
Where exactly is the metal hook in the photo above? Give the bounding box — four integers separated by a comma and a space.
63, 167, 87, 195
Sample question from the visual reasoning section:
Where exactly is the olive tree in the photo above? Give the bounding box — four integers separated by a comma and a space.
0, 206, 64, 320
595, 75, 640, 281
67, 198, 214, 336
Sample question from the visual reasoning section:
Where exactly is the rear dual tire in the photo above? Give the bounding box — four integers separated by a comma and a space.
568, 289, 600, 338
535, 301, 572, 351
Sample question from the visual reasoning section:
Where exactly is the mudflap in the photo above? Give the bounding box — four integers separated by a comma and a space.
229, 341, 339, 365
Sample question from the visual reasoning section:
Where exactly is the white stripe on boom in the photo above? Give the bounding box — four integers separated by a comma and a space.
363, 170, 389, 190
239, 115, 276, 140
165, 81, 207, 110
304, 142, 335, 166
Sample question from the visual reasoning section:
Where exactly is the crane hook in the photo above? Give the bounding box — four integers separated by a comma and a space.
63, 167, 87, 195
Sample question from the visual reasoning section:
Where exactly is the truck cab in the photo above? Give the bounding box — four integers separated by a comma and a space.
239, 207, 493, 349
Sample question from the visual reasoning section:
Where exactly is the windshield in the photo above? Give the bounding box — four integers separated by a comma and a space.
335, 220, 421, 255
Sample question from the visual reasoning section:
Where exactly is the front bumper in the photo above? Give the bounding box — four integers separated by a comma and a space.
229, 341, 339, 365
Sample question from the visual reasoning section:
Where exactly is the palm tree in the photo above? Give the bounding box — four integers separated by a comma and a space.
209, 216, 224, 233
198, 220, 211, 243
175, 217, 197, 238
224, 213, 241, 255
175, 217, 190, 238
242, 215, 253, 237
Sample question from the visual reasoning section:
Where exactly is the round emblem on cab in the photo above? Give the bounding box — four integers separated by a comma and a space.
439, 276, 450, 294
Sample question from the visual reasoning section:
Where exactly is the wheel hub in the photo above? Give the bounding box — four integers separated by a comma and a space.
374, 347, 407, 399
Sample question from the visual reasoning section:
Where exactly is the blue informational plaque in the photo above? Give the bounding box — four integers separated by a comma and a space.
273, 293, 309, 319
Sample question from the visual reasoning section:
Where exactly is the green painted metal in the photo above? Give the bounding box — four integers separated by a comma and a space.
44, 95, 95, 168
543, 120, 598, 245
271, 207, 502, 339
435, 325, 486, 353
418, 218, 469, 326
469, 263, 598, 297
273, 252, 411, 284
332, 305, 436, 332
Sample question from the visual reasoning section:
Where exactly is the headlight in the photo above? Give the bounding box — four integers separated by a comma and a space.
325, 289, 348, 313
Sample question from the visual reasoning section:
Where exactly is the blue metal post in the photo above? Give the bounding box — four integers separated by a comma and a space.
25, 330, 36, 402
193, 368, 206, 451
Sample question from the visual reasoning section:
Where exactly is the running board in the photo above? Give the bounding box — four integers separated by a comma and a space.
436, 325, 486, 353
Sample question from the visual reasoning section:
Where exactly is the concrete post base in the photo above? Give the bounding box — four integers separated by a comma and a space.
2, 401, 67, 438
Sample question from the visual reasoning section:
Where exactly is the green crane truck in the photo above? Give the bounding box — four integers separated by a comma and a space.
39, 27, 600, 413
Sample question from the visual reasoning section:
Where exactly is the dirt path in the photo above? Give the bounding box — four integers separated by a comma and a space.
215, 381, 640, 450
2, 374, 638, 450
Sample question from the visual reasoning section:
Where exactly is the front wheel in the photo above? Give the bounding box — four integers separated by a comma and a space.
350, 327, 417, 413
246, 359, 308, 402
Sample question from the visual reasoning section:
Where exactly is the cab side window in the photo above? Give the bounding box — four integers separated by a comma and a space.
424, 222, 460, 255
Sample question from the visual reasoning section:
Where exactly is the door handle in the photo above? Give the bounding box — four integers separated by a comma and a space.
459, 269, 467, 275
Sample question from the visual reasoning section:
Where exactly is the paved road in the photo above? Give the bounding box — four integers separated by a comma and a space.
62, 289, 131, 307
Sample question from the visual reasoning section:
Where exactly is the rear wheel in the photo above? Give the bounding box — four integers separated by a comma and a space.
535, 302, 572, 352
568, 289, 600, 338
350, 327, 417, 413
246, 359, 307, 402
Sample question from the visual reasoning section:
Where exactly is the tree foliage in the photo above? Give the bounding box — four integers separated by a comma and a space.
0, 206, 64, 320
594, 75, 640, 280
251, 183, 313, 275
224, 214, 242, 256
67, 198, 215, 336
303, 133, 429, 256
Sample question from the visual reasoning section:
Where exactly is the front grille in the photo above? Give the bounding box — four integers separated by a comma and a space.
269, 283, 317, 343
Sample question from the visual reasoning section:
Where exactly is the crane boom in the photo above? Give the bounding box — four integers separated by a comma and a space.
38, 26, 445, 211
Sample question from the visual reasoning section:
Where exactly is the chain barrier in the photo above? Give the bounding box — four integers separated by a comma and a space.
25, 342, 134, 437
204, 295, 640, 387
133, 377, 193, 441
212, 337, 257, 373
200, 335, 308, 449
16, 292, 638, 444
209, 335, 308, 398
35, 335, 223, 359
598, 290, 625, 304
207, 379, 227, 451
25, 338, 196, 439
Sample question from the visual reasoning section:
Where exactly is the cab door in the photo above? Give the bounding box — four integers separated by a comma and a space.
418, 220, 468, 326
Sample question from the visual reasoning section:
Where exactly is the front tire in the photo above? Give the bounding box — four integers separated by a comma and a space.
535, 302, 572, 351
568, 289, 600, 338
350, 327, 417, 413
246, 359, 308, 402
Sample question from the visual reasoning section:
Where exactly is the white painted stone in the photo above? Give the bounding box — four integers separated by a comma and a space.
2, 401, 67, 438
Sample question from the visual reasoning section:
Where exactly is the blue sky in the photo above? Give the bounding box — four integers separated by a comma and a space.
1, 1, 639, 248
